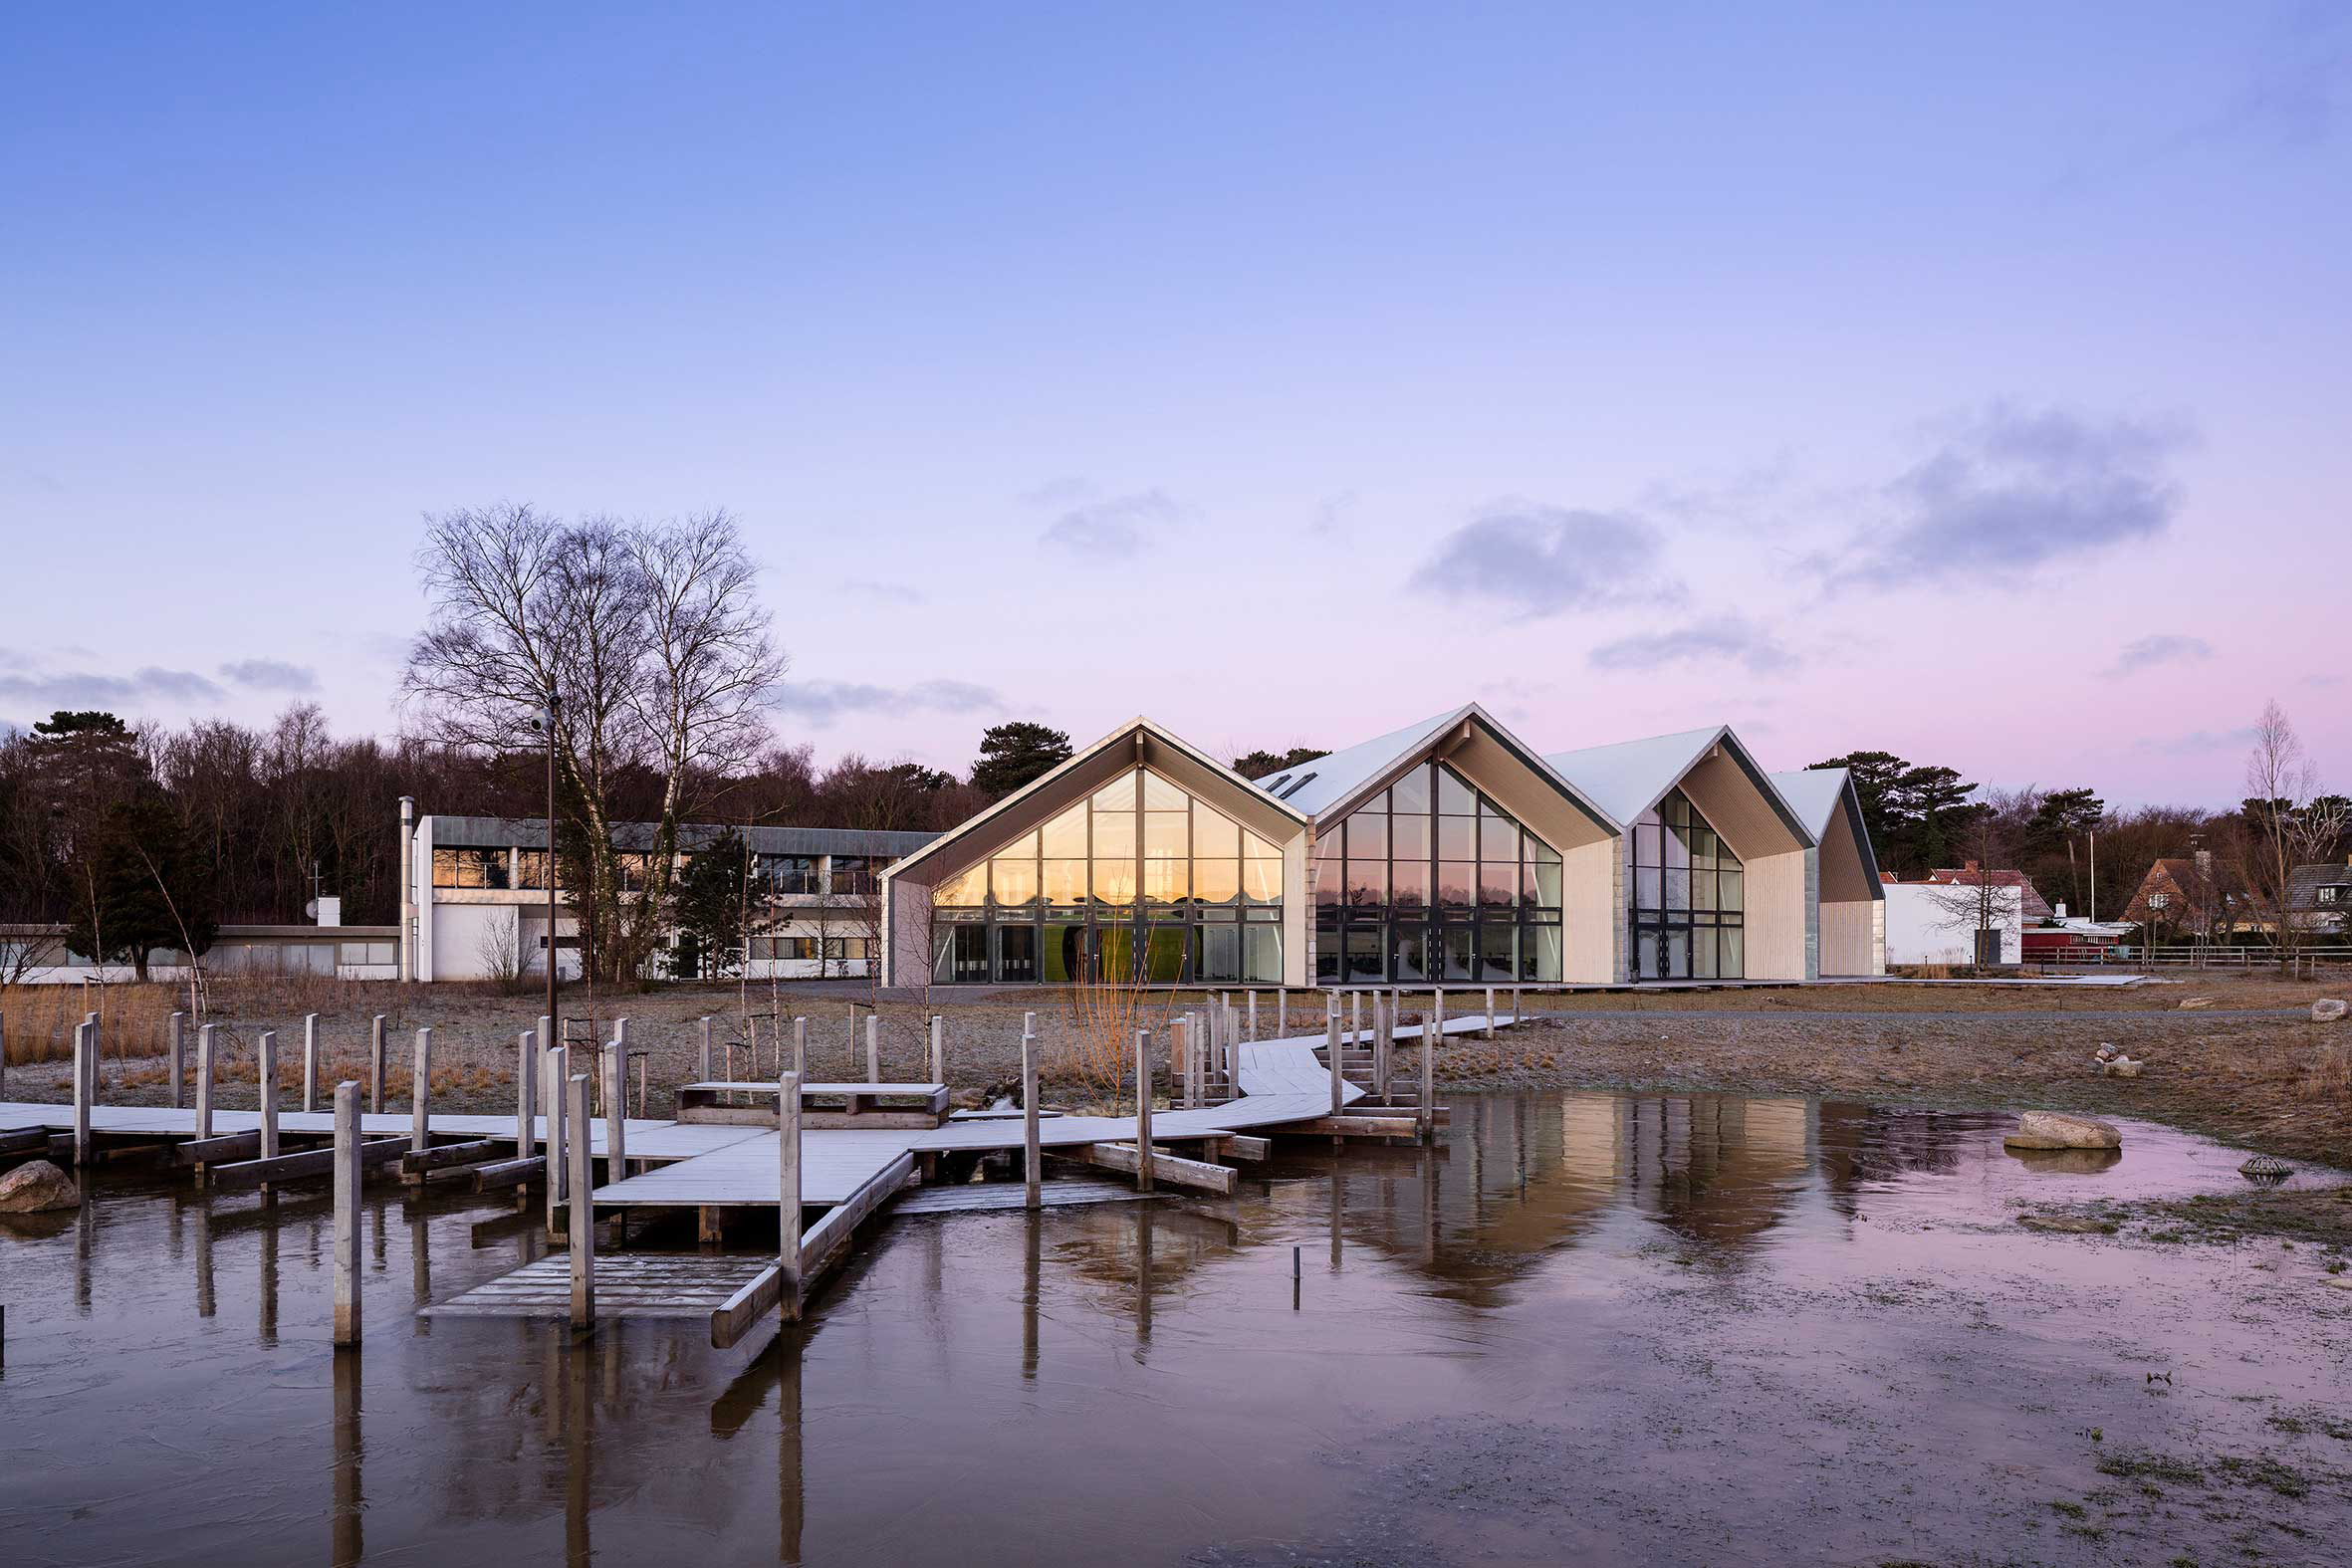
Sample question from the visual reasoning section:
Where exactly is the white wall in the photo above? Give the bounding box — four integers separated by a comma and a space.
1884, 883, 2021, 966
430, 903, 518, 982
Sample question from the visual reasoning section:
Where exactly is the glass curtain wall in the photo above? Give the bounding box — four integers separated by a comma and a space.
1311, 761, 1564, 985
1629, 787, 1745, 981
930, 768, 1284, 984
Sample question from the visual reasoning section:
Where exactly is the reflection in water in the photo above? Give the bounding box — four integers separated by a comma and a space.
2007, 1146, 2125, 1176
0, 1094, 2333, 1568
332, 1350, 362, 1567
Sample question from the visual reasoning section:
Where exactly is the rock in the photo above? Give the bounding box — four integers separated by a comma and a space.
2313, 999, 2348, 1023
0, 1159, 80, 1214
2018, 1213, 2115, 1233
2003, 1110, 2124, 1151
2093, 1042, 2119, 1061
2329, 1277, 2352, 1291
2104, 1057, 2144, 1078
2178, 997, 2215, 1010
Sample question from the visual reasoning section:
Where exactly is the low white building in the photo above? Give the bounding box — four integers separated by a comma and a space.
1882, 880, 2022, 967
402, 809, 936, 982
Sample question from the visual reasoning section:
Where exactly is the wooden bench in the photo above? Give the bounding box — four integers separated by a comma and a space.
675, 1080, 951, 1130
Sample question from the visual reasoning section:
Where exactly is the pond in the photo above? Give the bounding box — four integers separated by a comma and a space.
2, 1093, 2346, 1566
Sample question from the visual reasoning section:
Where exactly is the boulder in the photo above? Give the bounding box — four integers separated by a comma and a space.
2003, 1111, 2123, 1151
0, 1159, 80, 1214
2178, 997, 2216, 1010
2313, 999, 2348, 1023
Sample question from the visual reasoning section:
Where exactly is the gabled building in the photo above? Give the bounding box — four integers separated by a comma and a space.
2122, 850, 2249, 941
2287, 857, 2352, 933
878, 707, 1887, 988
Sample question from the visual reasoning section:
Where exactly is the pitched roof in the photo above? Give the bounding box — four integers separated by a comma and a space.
1764, 767, 1850, 841
1255, 706, 1469, 818
1540, 726, 1728, 826
2287, 860, 2352, 911
1925, 865, 2053, 921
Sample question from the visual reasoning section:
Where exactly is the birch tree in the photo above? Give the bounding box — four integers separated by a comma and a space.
401, 504, 786, 982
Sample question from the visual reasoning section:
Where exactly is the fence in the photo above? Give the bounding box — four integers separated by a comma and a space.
2034, 944, 2352, 979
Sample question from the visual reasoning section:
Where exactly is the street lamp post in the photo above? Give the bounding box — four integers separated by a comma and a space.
538, 703, 561, 1042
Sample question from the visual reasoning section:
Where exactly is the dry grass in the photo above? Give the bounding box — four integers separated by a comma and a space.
2, 982, 185, 1066
2301, 1044, 2351, 1100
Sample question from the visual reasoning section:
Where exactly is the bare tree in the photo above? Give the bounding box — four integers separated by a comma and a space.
401, 504, 786, 983
2237, 701, 2348, 967
1918, 809, 2015, 966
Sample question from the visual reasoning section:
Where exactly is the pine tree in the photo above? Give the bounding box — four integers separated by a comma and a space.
971, 722, 1073, 799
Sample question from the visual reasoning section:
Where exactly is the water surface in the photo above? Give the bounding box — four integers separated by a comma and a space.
3, 1093, 2346, 1566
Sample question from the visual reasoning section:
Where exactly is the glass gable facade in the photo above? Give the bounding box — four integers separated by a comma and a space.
1312, 761, 1564, 984
930, 768, 1285, 984
1630, 787, 1744, 981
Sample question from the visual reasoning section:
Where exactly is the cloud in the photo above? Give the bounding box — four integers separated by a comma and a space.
1414, 501, 1682, 621
2136, 726, 2260, 756
2103, 633, 2213, 679
1308, 490, 1359, 538
1039, 489, 1185, 560
0, 664, 226, 716
219, 658, 320, 693
1588, 618, 1797, 676
772, 678, 1005, 728
1816, 404, 2193, 592
839, 578, 925, 606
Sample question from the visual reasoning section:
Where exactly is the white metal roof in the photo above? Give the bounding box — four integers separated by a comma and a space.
1764, 768, 1851, 841
1256, 705, 1470, 819
1539, 726, 1729, 827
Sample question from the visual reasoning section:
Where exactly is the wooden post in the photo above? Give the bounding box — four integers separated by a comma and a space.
516, 1031, 537, 1160
1134, 1029, 1153, 1193
1278, 990, 1288, 1038
928, 1014, 944, 1085
72, 1021, 92, 1166
699, 1015, 713, 1082
1511, 985, 1523, 1026
1172, 1014, 1191, 1108
778, 1067, 803, 1321
1021, 1014, 1042, 1209
332, 1081, 361, 1347
195, 1022, 217, 1140
1351, 991, 1362, 1049
544, 1045, 569, 1237
1247, 991, 1258, 1041
1484, 987, 1496, 1039
1374, 991, 1390, 1100
604, 1033, 627, 1184
367, 1015, 385, 1114
1326, 995, 1343, 1116
409, 1027, 432, 1153
168, 1010, 184, 1109
302, 1013, 320, 1114
793, 1016, 807, 1080
567, 1071, 594, 1331
257, 1029, 280, 1162
83, 1010, 99, 1102
1420, 993, 1437, 1138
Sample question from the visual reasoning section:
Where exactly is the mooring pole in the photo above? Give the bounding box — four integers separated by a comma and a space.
865, 1015, 880, 1083
367, 1015, 385, 1114
1278, 990, 1288, 1039
1247, 991, 1258, 1042
195, 1022, 217, 1140
332, 1081, 361, 1348
301, 1013, 320, 1115
1022, 1013, 1041, 1211
604, 1029, 627, 1184
257, 1029, 280, 1164
793, 1016, 807, 1081
409, 1027, 432, 1154
167, 1010, 184, 1109
72, 1021, 92, 1167
543, 1045, 569, 1238
929, 1014, 944, 1085
699, 1015, 713, 1082
1419, 997, 1437, 1140
1374, 991, 1390, 1101
567, 1071, 594, 1331
778, 1067, 803, 1321
516, 1031, 537, 1160
1484, 987, 1496, 1039
1134, 1028, 1153, 1193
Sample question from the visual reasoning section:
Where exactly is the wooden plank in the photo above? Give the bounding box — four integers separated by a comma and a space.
1285, 1115, 1418, 1139
711, 1264, 785, 1348
0, 1127, 48, 1155
799, 1150, 915, 1279
1066, 1142, 1237, 1196
400, 1138, 504, 1175
212, 1136, 406, 1190
471, 1156, 542, 1192
175, 1130, 262, 1166
1213, 1133, 1272, 1162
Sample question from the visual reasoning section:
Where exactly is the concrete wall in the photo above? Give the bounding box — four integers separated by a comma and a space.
1885, 883, 2021, 966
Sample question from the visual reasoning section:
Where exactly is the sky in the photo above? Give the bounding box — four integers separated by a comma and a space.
3, 2, 2347, 809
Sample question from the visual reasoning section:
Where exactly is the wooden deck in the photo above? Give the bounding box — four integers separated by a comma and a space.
421, 1254, 776, 1320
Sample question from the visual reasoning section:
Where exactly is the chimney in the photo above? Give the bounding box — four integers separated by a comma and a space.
2054, 901, 2068, 919
1963, 859, 1980, 874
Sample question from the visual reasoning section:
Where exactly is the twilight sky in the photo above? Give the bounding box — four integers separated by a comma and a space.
3, 3, 2346, 808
